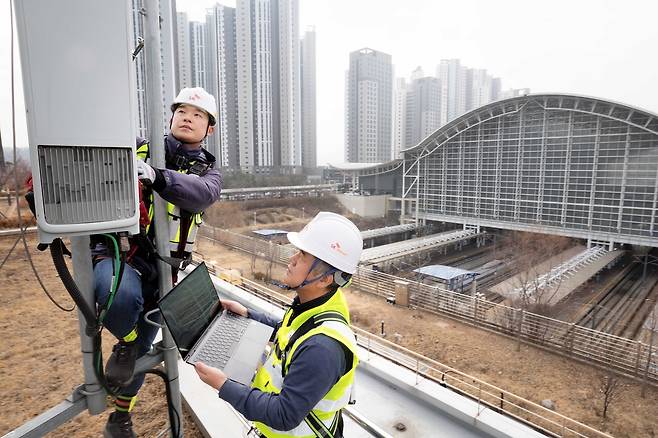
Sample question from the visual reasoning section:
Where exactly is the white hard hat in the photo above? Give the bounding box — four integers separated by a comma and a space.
171, 87, 218, 126
287, 212, 363, 274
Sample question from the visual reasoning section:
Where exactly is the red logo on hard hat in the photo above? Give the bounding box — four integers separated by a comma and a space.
189, 93, 201, 101
331, 242, 348, 256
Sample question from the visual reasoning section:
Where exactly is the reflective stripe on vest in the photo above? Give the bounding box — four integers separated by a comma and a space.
136, 142, 149, 161
167, 202, 203, 253
251, 289, 358, 438
138, 144, 204, 254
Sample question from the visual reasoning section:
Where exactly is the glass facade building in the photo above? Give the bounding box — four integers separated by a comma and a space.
401, 95, 658, 247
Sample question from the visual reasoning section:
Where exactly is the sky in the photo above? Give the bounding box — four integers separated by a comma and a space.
2, 0, 657, 166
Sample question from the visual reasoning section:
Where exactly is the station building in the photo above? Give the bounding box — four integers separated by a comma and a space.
343, 94, 658, 249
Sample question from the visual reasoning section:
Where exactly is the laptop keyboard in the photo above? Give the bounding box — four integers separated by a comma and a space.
194, 312, 251, 369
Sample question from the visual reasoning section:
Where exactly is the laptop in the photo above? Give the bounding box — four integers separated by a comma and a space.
158, 262, 274, 385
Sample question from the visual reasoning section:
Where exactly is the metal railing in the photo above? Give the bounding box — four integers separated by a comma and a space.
199, 227, 658, 385
194, 255, 614, 438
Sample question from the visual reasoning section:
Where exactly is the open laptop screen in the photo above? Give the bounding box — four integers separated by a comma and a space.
158, 263, 222, 353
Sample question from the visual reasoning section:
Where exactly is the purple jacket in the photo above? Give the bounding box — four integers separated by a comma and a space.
148, 135, 223, 213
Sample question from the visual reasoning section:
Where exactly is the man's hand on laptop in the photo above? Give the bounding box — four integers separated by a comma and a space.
221, 299, 248, 317
195, 362, 228, 390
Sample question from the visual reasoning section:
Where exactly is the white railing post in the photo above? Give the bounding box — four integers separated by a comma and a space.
516, 308, 524, 352
415, 358, 420, 385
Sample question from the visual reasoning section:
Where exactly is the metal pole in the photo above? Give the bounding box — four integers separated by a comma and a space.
143, 0, 183, 435
493, 234, 496, 259
642, 326, 655, 398
70, 236, 106, 414
415, 358, 419, 385
516, 308, 524, 352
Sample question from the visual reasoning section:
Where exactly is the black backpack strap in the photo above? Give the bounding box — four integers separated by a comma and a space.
132, 232, 191, 271
304, 409, 343, 438
280, 311, 350, 438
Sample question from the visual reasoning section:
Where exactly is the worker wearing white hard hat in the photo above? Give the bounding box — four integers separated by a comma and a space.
171, 86, 218, 127
100, 87, 222, 437
196, 212, 362, 438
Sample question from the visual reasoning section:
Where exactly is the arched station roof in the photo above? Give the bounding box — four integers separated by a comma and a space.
401, 94, 658, 247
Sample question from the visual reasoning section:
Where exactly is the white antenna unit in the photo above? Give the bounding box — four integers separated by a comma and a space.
15, 0, 140, 243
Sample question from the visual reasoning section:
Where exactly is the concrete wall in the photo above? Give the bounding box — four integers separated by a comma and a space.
336, 194, 390, 218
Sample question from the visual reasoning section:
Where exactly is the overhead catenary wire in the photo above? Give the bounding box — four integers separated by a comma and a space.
7, 0, 74, 313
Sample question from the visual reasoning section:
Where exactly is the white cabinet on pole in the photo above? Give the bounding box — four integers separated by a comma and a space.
15, 0, 140, 242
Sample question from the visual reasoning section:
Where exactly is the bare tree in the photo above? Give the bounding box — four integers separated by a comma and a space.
497, 232, 573, 347
0, 158, 31, 192
598, 373, 622, 419
506, 232, 571, 310
265, 240, 276, 282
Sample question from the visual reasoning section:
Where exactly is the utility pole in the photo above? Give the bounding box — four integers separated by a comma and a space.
70, 238, 107, 415
0, 129, 5, 169
10, 1, 148, 435
143, 0, 183, 435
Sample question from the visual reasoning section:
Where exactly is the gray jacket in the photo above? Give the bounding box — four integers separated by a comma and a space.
149, 135, 223, 213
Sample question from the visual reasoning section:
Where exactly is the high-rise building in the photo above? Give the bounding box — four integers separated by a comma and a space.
437, 60, 505, 123
469, 68, 493, 111
205, 5, 239, 166
170, 0, 306, 173
300, 27, 317, 169
437, 59, 467, 126
276, 0, 302, 168
491, 77, 502, 102
131, 0, 176, 138
235, 0, 255, 170
189, 21, 207, 88
176, 12, 191, 90
392, 77, 407, 159
345, 48, 393, 163
404, 70, 440, 148
232, 0, 303, 172
252, 0, 274, 168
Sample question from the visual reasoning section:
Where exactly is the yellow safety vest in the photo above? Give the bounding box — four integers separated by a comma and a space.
136, 142, 205, 255
251, 289, 358, 438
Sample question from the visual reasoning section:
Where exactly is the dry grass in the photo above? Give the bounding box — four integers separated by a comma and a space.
205, 195, 390, 232
205, 195, 349, 229
0, 216, 35, 228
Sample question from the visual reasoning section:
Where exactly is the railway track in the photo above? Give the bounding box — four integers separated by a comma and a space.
574, 263, 658, 338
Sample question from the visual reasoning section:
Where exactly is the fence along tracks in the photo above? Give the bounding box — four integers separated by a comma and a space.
200, 226, 658, 387
195, 256, 614, 438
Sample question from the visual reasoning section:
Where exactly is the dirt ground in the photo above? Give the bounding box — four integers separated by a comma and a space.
204, 196, 391, 232
2, 228, 658, 437
0, 234, 204, 438
193, 238, 658, 438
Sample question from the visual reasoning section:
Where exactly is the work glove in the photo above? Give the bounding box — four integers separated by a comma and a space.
136, 159, 156, 185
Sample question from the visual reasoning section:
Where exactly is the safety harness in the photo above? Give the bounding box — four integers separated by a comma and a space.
134, 139, 216, 277
276, 310, 352, 378
252, 288, 357, 438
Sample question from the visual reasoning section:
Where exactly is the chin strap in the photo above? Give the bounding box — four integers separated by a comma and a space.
270, 257, 339, 291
